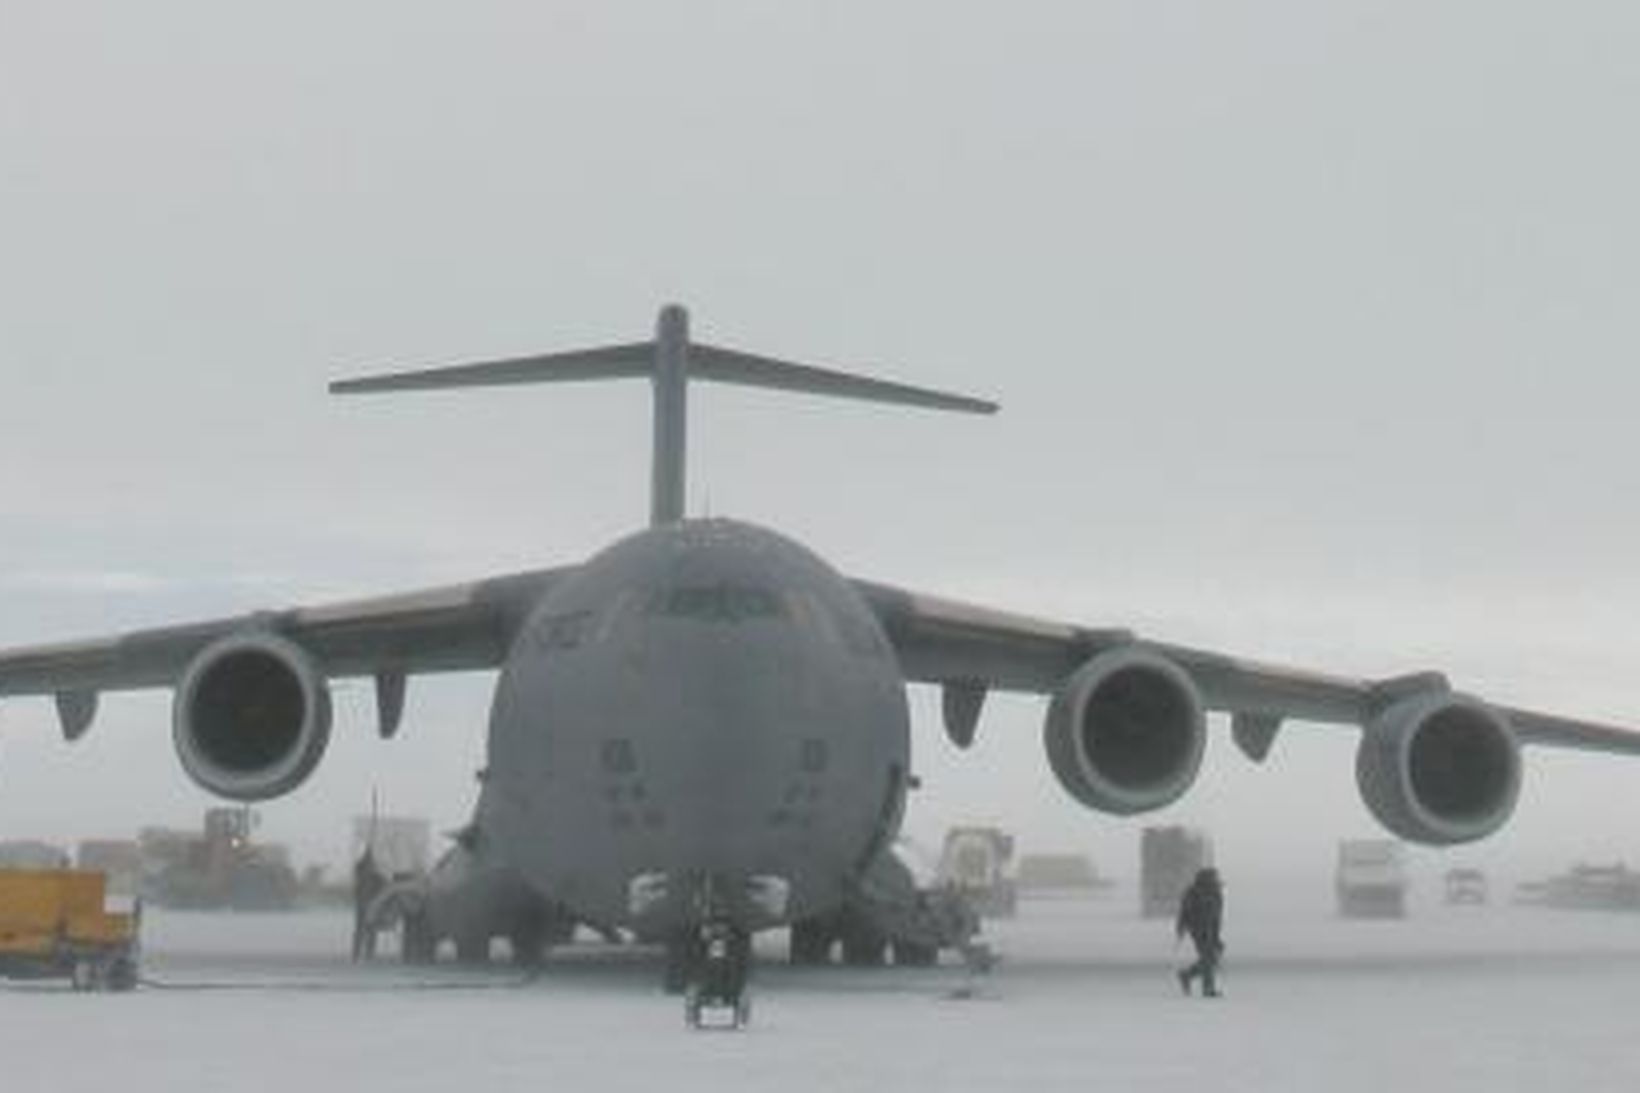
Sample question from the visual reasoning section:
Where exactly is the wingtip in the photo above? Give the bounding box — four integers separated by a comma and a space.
939, 392, 1001, 415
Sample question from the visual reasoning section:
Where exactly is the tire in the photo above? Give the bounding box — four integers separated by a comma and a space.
663, 935, 700, 995
788, 919, 834, 966
105, 956, 138, 992
892, 939, 938, 967
841, 927, 887, 968
454, 933, 491, 965
510, 924, 546, 969
401, 912, 437, 965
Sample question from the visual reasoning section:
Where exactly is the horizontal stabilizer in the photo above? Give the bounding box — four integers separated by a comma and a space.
691, 344, 996, 414
327, 305, 996, 525
331, 334, 995, 414
330, 342, 653, 395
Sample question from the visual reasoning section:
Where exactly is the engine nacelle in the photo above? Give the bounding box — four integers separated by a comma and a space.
173, 632, 333, 802
1044, 648, 1206, 815
1356, 693, 1521, 845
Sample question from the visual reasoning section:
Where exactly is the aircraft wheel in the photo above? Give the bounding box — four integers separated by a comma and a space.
455, 932, 491, 965
401, 911, 437, 965
788, 919, 833, 965
510, 923, 547, 969
105, 954, 139, 992
663, 935, 700, 994
840, 926, 887, 967
892, 939, 938, 967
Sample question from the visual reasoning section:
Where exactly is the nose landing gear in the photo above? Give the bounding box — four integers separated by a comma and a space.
672, 921, 752, 1030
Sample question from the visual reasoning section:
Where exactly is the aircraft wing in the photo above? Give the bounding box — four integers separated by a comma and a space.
853, 579, 1640, 757
0, 566, 571, 703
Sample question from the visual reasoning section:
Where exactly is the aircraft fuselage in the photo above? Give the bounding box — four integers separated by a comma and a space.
480, 518, 910, 935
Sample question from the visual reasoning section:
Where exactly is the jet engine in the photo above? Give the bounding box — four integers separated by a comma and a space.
173, 631, 333, 801
1355, 693, 1521, 845
1044, 648, 1206, 815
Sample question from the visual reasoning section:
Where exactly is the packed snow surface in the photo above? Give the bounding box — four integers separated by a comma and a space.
5, 888, 1638, 1092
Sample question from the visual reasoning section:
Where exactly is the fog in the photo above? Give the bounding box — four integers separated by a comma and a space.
9, 900, 1640, 1091
3, 2, 1639, 902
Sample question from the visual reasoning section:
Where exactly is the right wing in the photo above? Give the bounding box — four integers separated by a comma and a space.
853, 578, 1640, 758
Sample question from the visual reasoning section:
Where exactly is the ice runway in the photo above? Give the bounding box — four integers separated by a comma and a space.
5, 891, 1639, 1093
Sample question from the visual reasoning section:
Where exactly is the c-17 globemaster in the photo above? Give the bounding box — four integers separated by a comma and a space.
4, 304, 1640, 986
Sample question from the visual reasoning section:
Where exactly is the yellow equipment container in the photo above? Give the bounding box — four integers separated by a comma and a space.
0, 869, 140, 990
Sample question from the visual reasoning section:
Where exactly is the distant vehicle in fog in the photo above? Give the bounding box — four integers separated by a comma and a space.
1516, 862, 1640, 911
1443, 867, 1489, 905
1336, 839, 1408, 918
936, 826, 1017, 918
141, 807, 298, 911
0, 840, 69, 870
1141, 826, 1213, 919
1016, 852, 1113, 896
8, 305, 1640, 991
75, 839, 142, 898
351, 814, 431, 880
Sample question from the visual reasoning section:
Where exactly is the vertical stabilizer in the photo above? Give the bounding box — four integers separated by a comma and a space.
651, 305, 690, 526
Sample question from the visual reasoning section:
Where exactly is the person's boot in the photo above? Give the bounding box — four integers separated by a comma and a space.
1202, 968, 1221, 998
1176, 968, 1192, 995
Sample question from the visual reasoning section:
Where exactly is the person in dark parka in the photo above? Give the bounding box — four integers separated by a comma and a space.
352, 847, 387, 962
1175, 867, 1224, 997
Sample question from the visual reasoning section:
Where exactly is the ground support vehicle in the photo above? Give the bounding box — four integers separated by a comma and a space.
1336, 839, 1408, 918
0, 869, 139, 991
1444, 867, 1489, 905
1140, 826, 1213, 918
936, 826, 1018, 918
1515, 863, 1640, 911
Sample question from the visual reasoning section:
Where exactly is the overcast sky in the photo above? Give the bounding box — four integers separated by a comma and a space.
2, 2, 1638, 892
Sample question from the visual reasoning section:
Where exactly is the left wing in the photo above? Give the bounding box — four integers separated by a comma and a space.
853, 578, 1640, 758
0, 566, 571, 736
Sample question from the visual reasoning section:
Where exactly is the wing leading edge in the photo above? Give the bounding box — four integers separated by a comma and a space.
0, 566, 571, 734
853, 578, 1640, 758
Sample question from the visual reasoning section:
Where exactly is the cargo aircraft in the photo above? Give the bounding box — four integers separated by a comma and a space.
5, 305, 1640, 979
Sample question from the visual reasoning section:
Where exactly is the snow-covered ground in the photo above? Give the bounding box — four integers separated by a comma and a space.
6, 889, 1639, 1093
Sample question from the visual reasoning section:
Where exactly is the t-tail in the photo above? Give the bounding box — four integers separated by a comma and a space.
331, 304, 998, 526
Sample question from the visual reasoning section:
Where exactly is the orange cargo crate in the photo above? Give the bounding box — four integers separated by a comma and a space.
0, 869, 133, 946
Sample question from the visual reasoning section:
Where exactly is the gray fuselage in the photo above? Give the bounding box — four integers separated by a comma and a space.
479, 518, 911, 935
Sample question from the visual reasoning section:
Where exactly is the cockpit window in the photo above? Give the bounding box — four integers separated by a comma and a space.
789, 590, 885, 656
533, 609, 595, 651
645, 582, 786, 623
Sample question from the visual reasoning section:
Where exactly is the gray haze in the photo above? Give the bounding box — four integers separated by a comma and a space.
3, 2, 1638, 894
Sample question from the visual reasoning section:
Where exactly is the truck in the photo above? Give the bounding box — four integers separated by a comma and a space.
141, 807, 299, 910
1016, 853, 1113, 897
935, 826, 1018, 918
1443, 867, 1489, 905
1336, 839, 1408, 918
1515, 862, 1640, 911
76, 840, 143, 898
1140, 826, 1213, 918
0, 869, 140, 990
